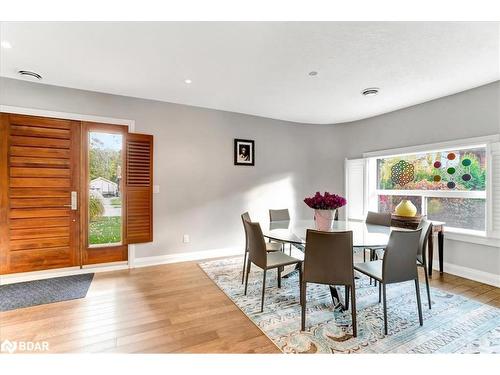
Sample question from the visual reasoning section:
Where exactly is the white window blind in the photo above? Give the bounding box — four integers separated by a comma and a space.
488, 142, 500, 238
345, 158, 366, 220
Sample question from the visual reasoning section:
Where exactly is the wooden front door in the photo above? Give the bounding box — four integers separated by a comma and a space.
0, 113, 81, 274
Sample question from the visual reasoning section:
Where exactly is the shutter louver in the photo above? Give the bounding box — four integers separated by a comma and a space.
489, 142, 500, 238
126, 133, 153, 244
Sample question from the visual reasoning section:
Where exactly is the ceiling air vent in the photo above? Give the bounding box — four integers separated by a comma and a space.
18, 70, 42, 80
361, 87, 379, 96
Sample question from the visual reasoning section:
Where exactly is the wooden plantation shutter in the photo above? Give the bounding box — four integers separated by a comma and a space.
125, 133, 153, 244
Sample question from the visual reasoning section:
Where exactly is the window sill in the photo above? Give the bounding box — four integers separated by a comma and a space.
444, 230, 500, 247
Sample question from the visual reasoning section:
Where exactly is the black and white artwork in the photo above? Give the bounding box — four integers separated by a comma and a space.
234, 139, 254, 166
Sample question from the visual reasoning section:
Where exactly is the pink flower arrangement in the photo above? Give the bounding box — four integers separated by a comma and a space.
304, 191, 347, 210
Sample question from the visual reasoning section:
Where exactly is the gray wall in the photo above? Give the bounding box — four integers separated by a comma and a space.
335, 81, 500, 275
1, 77, 498, 277
336, 81, 500, 160
0, 77, 344, 258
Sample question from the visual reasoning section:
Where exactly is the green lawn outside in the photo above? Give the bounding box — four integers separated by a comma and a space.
89, 216, 122, 245
110, 197, 122, 207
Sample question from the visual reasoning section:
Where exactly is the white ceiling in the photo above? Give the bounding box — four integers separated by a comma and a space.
0, 22, 499, 124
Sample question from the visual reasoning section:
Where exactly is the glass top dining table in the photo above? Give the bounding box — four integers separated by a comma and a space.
261, 219, 405, 249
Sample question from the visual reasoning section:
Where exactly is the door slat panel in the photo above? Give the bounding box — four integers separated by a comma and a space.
10, 237, 70, 251
10, 167, 71, 178
10, 125, 70, 139
10, 197, 70, 208
10, 188, 69, 198
8, 247, 72, 273
10, 177, 71, 188
10, 208, 70, 219
10, 226, 70, 240
9, 156, 71, 168
10, 217, 70, 229
10, 146, 70, 159
9, 114, 72, 129
10, 135, 71, 149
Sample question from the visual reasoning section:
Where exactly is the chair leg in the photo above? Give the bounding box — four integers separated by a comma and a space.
382, 283, 388, 335
345, 285, 350, 310
422, 264, 432, 309
364, 249, 373, 285
378, 282, 382, 303
329, 285, 338, 306
244, 260, 251, 295
241, 251, 248, 284
371, 249, 377, 286
415, 278, 423, 326
277, 267, 282, 288
298, 264, 303, 305
260, 269, 267, 312
351, 283, 357, 337
301, 282, 307, 331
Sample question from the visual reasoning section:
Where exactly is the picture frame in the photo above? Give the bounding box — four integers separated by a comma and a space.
234, 139, 255, 166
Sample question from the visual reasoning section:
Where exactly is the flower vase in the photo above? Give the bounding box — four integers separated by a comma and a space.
395, 199, 417, 217
314, 209, 336, 231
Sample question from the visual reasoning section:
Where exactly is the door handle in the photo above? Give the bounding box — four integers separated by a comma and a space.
65, 191, 78, 210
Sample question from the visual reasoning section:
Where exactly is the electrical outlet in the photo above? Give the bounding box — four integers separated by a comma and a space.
183, 234, 190, 243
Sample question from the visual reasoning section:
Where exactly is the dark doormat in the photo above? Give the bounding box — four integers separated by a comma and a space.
0, 273, 94, 312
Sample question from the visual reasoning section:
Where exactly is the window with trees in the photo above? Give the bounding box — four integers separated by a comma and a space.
88, 132, 123, 246
371, 146, 487, 233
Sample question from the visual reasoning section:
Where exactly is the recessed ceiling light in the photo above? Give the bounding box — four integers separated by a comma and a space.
184, 79, 192, 84
18, 70, 43, 80
1, 40, 12, 49
362, 87, 379, 97
308, 71, 318, 77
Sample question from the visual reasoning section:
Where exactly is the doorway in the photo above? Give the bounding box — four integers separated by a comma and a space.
1, 112, 153, 275
81, 122, 128, 265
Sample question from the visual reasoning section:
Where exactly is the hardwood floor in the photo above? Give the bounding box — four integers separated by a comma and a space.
0, 259, 499, 353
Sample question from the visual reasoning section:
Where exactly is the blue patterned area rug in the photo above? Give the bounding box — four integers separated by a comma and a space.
199, 257, 500, 353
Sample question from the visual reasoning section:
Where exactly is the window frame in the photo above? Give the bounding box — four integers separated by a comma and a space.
363, 136, 499, 237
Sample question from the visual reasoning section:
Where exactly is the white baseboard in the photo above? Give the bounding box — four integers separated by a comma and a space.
432, 261, 500, 288
3, 247, 497, 289
0, 248, 242, 285
133, 247, 242, 268
0, 261, 129, 285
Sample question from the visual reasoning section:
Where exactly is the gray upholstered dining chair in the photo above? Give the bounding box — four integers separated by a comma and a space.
366, 211, 393, 227
269, 208, 292, 254
269, 208, 290, 221
243, 219, 303, 312
300, 230, 357, 336
417, 218, 433, 309
241, 212, 282, 284
363, 211, 393, 285
354, 229, 423, 335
